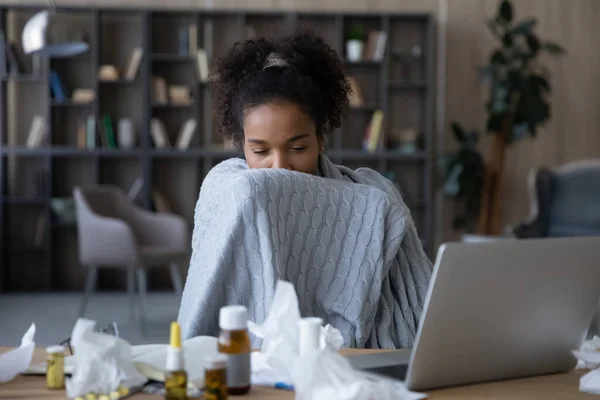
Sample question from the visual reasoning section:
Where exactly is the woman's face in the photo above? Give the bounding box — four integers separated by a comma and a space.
242, 100, 322, 175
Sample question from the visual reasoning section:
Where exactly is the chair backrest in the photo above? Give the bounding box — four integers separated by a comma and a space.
73, 185, 136, 266
545, 161, 600, 237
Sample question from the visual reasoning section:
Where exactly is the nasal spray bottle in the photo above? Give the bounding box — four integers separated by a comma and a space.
165, 322, 188, 400
298, 317, 323, 356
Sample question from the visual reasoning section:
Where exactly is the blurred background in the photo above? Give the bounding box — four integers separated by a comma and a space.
1, 0, 599, 346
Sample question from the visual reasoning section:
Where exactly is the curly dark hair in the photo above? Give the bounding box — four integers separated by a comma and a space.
213, 31, 350, 147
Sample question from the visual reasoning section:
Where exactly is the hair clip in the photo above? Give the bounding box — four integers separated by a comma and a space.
263, 52, 289, 70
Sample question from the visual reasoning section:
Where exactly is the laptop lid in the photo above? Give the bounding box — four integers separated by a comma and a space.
405, 237, 600, 391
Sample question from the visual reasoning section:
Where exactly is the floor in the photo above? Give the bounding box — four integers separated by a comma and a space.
0, 292, 180, 347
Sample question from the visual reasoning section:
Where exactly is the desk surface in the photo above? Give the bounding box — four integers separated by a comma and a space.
0, 347, 594, 399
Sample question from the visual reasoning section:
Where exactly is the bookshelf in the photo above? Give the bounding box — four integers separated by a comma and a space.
0, 6, 435, 292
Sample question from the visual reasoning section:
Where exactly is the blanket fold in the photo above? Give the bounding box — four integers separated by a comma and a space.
178, 155, 432, 348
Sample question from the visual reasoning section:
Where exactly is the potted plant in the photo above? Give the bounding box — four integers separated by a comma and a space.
441, 0, 565, 238
346, 24, 366, 62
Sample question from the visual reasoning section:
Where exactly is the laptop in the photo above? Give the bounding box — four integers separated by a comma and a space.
346, 237, 600, 391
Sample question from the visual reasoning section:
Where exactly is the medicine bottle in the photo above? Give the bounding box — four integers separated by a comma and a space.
46, 345, 65, 389
218, 305, 251, 395
204, 354, 228, 400
165, 322, 188, 400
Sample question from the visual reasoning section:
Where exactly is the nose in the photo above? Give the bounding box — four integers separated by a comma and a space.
272, 152, 291, 170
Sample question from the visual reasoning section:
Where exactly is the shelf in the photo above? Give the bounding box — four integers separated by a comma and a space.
327, 150, 426, 161
99, 79, 137, 85
51, 101, 94, 108
388, 81, 428, 90
2, 74, 42, 83
0, 147, 143, 157
151, 54, 195, 62
344, 60, 382, 66
2, 196, 47, 204
3, 244, 49, 252
152, 102, 195, 109
350, 104, 382, 112
0, 147, 50, 156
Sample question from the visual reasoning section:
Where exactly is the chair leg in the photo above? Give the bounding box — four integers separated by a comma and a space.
126, 268, 136, 322
169, 263, 184, 296
136, 268, 148, 337
78, 266, 98, 318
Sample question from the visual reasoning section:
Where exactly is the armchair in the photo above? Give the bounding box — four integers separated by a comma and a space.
73, 185, 189, 335
513, 160, 600, 239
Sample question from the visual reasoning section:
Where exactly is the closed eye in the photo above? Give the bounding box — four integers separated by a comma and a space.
252, 149, 268, 155
291, 147, 306, 152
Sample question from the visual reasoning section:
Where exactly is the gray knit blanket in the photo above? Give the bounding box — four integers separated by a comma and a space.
178, 155, 432, 348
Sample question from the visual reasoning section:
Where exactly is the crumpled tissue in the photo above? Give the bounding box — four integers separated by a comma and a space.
0, 323, 36, 382
573, 336, 600, 394
248, 280, 427, 400
65, 318, 147, 398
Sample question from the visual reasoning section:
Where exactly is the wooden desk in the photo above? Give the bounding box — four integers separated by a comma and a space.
0, 347, 593, 399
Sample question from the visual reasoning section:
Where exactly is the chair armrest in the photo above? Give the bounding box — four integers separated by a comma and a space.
77, 214, 138, 268
129, 207, 189, 251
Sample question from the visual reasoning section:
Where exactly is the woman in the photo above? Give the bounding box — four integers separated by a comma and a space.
178, 31, 432, 348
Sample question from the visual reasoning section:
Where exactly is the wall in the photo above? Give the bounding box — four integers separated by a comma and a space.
9, 0, 600, 247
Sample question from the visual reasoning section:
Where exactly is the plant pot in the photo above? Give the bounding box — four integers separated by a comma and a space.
346, 40, 364, 62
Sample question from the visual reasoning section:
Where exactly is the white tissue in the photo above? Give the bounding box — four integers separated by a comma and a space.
248, 280, 426, 400
248, 281, 344, 386
292, 350, 426, 400
66, 318, 147, 398
573, 336, 600, 394
0, 323, 36, 382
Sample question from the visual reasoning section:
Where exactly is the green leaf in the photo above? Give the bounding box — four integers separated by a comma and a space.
451, 122, 466, 143
487, 113, 505, 132
499, 0, 513, 23
502, 33, 514, 47
526, 34, 541, 55
443, 164, 463, 197
510, 18, 537, 35
543, 41, 566, 55
490, 50, 506, 64
530, 74, 551, 93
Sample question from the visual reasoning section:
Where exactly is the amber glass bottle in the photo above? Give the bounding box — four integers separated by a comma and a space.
218, 305, 251, 395
46, 345, 65, 389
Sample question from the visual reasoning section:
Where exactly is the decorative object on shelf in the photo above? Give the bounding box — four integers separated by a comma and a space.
49, 69, 68, 102
175, 119, 197, 150
102, 114, 118, 149
50, 197, 76, 225
117, 118, 136, 149
168, 85, 192, 105
21, 0, 89, 58
150, 118, 171, 148
441, 0, 565, 234
393, 45, 422, 81
98, 65, 119, 81
71, 88, 95, 104
345, 24, 365, 63
396, 128, 418, 155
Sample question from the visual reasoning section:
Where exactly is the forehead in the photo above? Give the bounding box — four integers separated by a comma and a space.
243, 101, 315, 142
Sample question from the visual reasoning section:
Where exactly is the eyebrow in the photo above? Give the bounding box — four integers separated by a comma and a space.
247, 134, 310, 144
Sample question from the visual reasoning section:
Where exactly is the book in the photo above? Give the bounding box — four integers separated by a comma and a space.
188, 24, 197, 56
86, 116, 96, 150
49, 70, 68, 102
152, 77, 168, 104
126, 177, 144, 202
175, 119, 197, 150
363, 110, 384, 153
25, 115, 46, 148
373, 31, 387, 61
124, 48, 143, 81
102, 114, 117, 148
77, 119, 86, 149
196, 49, 209, 83
25, 336, 219, 385
150, 118, 170, 148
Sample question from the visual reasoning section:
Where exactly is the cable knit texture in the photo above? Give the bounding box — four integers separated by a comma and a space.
178, 155, 432, 348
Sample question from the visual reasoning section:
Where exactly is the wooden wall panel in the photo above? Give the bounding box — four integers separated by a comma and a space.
443, 0, 600, 243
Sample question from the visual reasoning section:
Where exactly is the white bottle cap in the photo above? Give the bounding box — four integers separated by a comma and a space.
219, 305, 248, 331
298, 317, 323, 356
46, 345, 65, 354
204, 354, 228, 370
